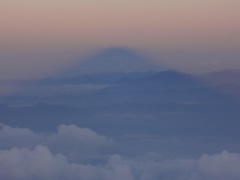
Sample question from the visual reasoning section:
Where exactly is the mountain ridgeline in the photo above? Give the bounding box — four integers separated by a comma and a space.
1, 68, 239, 138
0, 48, 240, 138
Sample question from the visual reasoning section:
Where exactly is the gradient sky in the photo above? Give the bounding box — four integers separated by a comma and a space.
0, 0, 240, 79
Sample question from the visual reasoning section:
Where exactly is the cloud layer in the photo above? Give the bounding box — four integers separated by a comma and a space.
1, 146, 240, 180
1, 123, 240, 180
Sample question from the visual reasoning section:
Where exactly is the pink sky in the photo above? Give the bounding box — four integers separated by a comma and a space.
0, 0, 240, 79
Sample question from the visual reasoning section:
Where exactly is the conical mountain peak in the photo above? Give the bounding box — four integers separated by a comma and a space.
63, 48, 163, 76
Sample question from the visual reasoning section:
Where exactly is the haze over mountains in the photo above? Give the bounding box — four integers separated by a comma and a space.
58, 48, 163, 77
1, 0, 240, 178
1, 48, 240, 179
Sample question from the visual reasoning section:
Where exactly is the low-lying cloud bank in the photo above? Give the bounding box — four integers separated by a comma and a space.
1, 123, 240, 180
1, 146, 240, 180
0, 123, 114, 163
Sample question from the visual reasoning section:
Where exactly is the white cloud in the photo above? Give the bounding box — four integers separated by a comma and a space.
1, 124, 240, 180
0, 123, 114, 163
128, 151, 240, 180
0, 146, 240, 180
0, 123, 43, 149
196, 151, 240, 180
0, 145, 101, 180
0, 146, 134, 180
103, 155, 135, 180
46, 124, 114, 162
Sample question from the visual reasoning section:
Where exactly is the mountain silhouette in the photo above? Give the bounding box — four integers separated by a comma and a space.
60, 48, 163, 77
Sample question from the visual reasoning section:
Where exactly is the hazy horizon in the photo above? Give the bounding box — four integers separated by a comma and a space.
0, 0, 240, 79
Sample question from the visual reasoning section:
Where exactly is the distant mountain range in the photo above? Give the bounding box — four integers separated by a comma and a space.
199, 69, 240, 100
1, 47, 240, 139
1, 70, 239, 138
